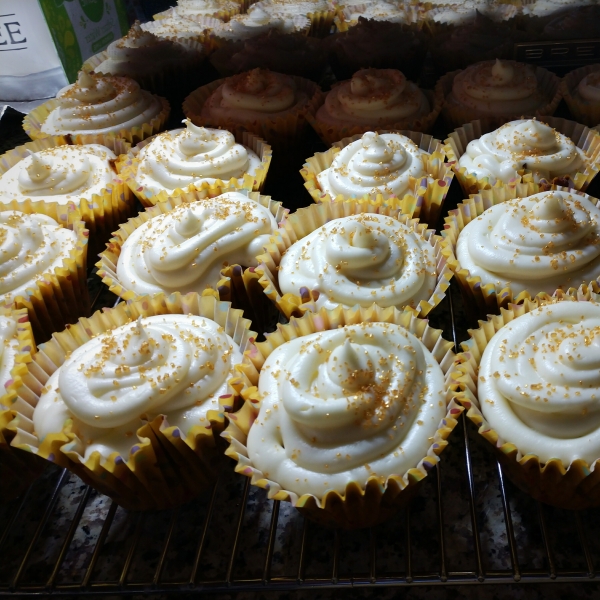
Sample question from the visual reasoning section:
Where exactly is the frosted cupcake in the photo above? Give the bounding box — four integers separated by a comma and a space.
24, 71, 169, 146
248, 0, 336, 37
140, 15, 213, 43
334, 1, 415, 31
561, 65, 600, 128
155, 0, 242, 22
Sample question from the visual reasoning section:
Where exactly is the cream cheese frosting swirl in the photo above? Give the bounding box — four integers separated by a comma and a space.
213, 7, 309, 39
478, 301, 600, 465
251, 0, 330, 16
0, 316, 20, 410
0, 211, 78, 304
576, 69, 600, 103
449, 59, 546, 116
456, 190, 600, 295
316, 69, 430, 127
116, 192, 278, 295
41, 71, 164, 136
278, 213, 437, 311
316, 132, 426, 199
346, 2, 411, 24
135, 121, 261, 195
33, 314, 243, 461
141, 15, 211, 40
246, 322, 446, 497
0, 145, 117, 205
458, 119, 587, 184
159, 0, 241, 19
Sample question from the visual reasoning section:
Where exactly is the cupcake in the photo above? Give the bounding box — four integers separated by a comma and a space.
24, 71, 169, 147
248, 0, 336, 37
334, 1, 415, 32
15, 293, 257, 510
445, 118, 600, 195
183, 68, 323, 150
117, 120, 272, 206
301, 130, 453, 226
154, 0, 242, 22
310, 68, 442, 145
223, 305, 462, 528
255, 200, 453, 319
450, 297, 600, 510
437, 59, 561, 130
140, 14, 215, 43
561, 65, 600, 128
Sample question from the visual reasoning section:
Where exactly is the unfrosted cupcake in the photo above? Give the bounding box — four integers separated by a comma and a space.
561, 65, 600, 128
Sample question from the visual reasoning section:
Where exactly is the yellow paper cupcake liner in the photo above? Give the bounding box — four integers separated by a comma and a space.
0, 306, 46, 501
10, 292, 258, 511
222, 304, 463, 529
183, 75, 325, 150
117, 130, 272, 207
561, 64, 600, 128
441, 185, 600, 321
300, 130, 454, 227
436, 66, 562, 132
444, 117, 600, 196
308, 87, 444, 146
0, 136, 137, 256
254, 198, 454, 320
0, 200, 90, 344
23, 95, 171, 147
302, 8, 337, 37
449, 294, 600, 510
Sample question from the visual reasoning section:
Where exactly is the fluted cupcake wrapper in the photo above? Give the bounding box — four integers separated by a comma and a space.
222, 304, 462, 529
10, 292, 258, 511
116, 130, 272, 208
183, 75, 324, 151
302, 8, 338, 37
96, 189, 288, 331
441, 185, 600, 322
561, 64, 600, 128
0, 306, 46, 502
444, 117, 600, 196
436, 66, 562, 132
254, 198, 454, 320
0, 136, 137, 257
449, 295, 600, 510
307, 87, 444, 146
300, 130, 454, 227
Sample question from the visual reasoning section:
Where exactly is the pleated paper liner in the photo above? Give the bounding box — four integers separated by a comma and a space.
116, 129, 272, 208
0, 306, 47, 502
307, 86, 444, 147
561, 63, 600, 128
0, 136, 137, 257
254, 198, 454, 321
444, 117, 600, 197
436, 65, 562, 131
96, 189, 288, 332
300, 130, 454, 227
441, 185, 600, 324
9, 292, 259, 511
449, 294, 600, 510
182, 74, 324, 151
302, 7, 338, 37
0, 200, 90, 344
222, 304, 463, 529
23, 95, 171, 147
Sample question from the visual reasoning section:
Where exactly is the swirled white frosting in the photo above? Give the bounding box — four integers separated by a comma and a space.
576, 69, 600, 103
316, 132, 426, 199
250, 0, 330, 16
159, 0, 241, 19
41, 71, 164, 136
200, 68, 308, 123
449, 59, 546, 116
116, 192, 278, 295
246, 322, 446, 497
456, 190, 600, 295
0, 145, 117, 206
346, 1, 411, 23
135, 121, 261, 195
478, 301, 600, 464
278, 213, 437, 311
0, 211, 78, 304
212, 7, 310, 39
457, 119, 587, 184
316, 69, 430, 128
33, 314, 243, 461
141, 15, 211, 40
0, 316, 21, 411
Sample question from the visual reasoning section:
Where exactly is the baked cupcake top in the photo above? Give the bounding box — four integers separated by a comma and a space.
457, 119, 587, 184
134, 120, 262, 195
33, 314, 244, 461
0, 145, 118, 205
315, 68, 429, 127
316, 131, 426, 199
211, 7, 310, 40
278, 213, 437, 310
0, 211, 78, 305
0, 316, 24, 410
456, 190, 600, 295
40, 71, 164, 136
246, 321, 446, 497
116, 191, 279, 295
478, 301, 600, 465
575, 69, 600, 104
